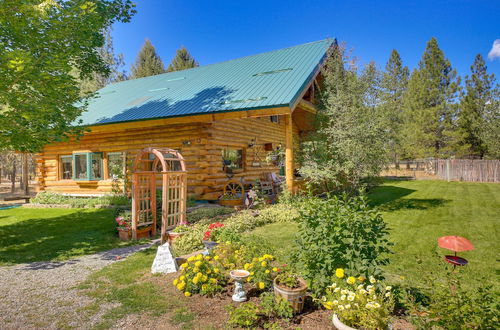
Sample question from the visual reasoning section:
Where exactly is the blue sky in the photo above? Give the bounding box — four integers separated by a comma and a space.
112, 0, 500, 79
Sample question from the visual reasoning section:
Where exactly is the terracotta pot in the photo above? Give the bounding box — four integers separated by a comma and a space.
167, 232, 184, 245
118, 228, 131, 241
218, 199, 243, 206
332, 314, 357, 330
202, 240, 219, 250
273, 277, 308, 314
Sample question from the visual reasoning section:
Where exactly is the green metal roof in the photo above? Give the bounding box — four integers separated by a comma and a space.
79, 39, 333, 126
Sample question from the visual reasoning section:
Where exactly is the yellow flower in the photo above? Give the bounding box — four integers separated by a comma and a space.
347, 276, 356, 285
210, 278, 217, 284
213, 268, 219, 273
180, 263, 188, 269
258, 257, 264, 262
202, 275, 208, 282
184, 291, 191, 297
261, 261, 267, 267
335, 268, 345, 278
196, 254, 203, 261
214, 255, 220, 261
180, 275, 185, 281
187, 256, 195, 262
173, 279, 179, 286
204, 256, 210, 260
194, 261, 202, 267
252, 258, 258, 262
358, 276, 365, 282
192, 277, 199, 284
250, 272, 255, 276
323, 301, 334, 310
247, 276, 253, 282
265, 270, 270, 274
244, 263, 251, 270
258, 282, 265, 289
176, 282, 186, 291
196, 272, 203, 278
193, 267, 199, 273
272, 267, 278, 272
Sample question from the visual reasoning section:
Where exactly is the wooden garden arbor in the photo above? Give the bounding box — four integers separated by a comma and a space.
131, 147, 188, 242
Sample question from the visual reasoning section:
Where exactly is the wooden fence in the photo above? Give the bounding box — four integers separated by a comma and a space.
382, 159, 500, 183
435, 159, 500, 183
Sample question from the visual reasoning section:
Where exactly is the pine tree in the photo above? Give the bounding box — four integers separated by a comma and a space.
166, 46, 199, 72
80, 28, 127, 94
380, 50, 409, 161
459, 54, 500, 158
401, 37, 464, 158
130, 39, 166, 79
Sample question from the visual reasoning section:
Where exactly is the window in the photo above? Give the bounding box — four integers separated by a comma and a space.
222, 149, 243, 173
107, 152, 124, 179
73, 152, 103, 181
60, 156, 73, 180
270, 115, 279, 123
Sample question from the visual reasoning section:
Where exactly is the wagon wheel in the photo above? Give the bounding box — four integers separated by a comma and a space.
223, 181, 244, 198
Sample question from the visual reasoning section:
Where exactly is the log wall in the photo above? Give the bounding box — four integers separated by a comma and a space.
36, 115, 299, 199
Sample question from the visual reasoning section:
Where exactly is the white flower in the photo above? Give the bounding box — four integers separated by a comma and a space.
385, 292, 391, 297
357, 284, 364, 290
366, 285, 374, 290
321, 296, 327, 302
334, 287, 340, 293
338, 305, 345, 311
365, 303, 373, 309
373, 302, 381, 308
345, 304, 351, 309
333, 300, 339, 305
369, 276, 376, 284
385, 286, 392, 291
341, 289, 348, 295
347, 295, 355, 301
341, 295, 346, 300
359, 289, 367, 295
329, 283, 337, 288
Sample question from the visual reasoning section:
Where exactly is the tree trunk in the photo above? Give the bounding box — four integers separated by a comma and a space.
22, 153, 29, 195
11, 159, 16, 194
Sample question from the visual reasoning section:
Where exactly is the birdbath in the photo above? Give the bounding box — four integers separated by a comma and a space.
438, 236, 474, 270
230, 270, 250, 302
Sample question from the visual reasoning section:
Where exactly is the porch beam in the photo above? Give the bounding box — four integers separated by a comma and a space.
284, 113, 294, 192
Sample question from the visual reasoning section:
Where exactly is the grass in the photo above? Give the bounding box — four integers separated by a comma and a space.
0, 207, 138, 265
248, 180, 500, 289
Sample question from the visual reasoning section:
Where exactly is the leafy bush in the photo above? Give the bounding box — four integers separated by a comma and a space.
244, 253, 279, 291
260, 292, 294, 321
173, 253, 227, 297
294, 194, 391, 296
226, 302, 260, 328
32, 192, 130, 208
320, 271, 394, 329
187, 206, 234, 224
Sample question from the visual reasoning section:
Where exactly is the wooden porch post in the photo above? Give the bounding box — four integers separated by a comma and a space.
284, 113, 295, 193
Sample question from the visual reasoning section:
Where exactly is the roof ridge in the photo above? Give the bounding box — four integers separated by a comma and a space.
108, 39, 332, 87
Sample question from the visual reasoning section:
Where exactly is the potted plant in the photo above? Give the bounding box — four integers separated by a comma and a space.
273, 271, 308, 314
320, 270, 394, 330
218, 181, 244, 206
167, 224, 189, 244
115, 210, 152, 241
202, 222, 225, 250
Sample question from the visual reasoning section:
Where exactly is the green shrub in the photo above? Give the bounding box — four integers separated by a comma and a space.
294, 194, 391, 296
31, 192, 130, 208
187, 206, 235, 224
260, 292, 294, 321
226, 302, 260, 328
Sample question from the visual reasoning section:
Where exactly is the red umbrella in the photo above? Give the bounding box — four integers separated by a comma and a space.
438, 236, 474, 252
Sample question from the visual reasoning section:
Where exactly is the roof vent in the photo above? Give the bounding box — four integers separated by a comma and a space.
165, 77, 186, 82
148, 87, 169, 92
223, 96, 268, 104
252, 68, 293, 77
127, 96, 152, 107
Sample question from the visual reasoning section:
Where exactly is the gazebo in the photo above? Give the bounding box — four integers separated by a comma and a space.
131, 147, 188, 242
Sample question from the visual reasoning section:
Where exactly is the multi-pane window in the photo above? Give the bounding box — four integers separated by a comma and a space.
74, 154, 88, 180
60, 156, 73, 179
107, 152, 124, 179
222, 149, 243, 173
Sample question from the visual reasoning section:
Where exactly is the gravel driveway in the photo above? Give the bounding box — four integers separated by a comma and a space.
0, 243, 155, 329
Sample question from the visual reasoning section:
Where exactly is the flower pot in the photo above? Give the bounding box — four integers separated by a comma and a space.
273, 277, 308, 314
118, 228, 131, 241
332, 314, 357, 330
202, 240, 219, 250
218, 199, 243, 207
136, 226, 152, 240
167, 232, 184, 245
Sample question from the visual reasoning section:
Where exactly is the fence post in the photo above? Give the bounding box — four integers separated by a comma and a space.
446, 159, 450, 182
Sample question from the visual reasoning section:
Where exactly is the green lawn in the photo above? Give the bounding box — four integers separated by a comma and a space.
250, 180, 500, 288
0, 207, 136, 265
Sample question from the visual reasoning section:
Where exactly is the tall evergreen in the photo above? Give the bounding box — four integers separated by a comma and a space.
401, 37, 464, 158
167, 46, 199, 72
459, 54, 500, 158
130, 39, 166, 79
80, 28, 127, 94
380, 50, 409, 161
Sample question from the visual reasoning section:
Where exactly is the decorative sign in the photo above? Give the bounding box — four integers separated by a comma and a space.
151, 242, 178, 274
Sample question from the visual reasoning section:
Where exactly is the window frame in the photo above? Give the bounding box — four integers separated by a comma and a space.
59, 155, 73, 180
221, 148, 245, 173
106, 152, 124, 180
72, 152, 104, 181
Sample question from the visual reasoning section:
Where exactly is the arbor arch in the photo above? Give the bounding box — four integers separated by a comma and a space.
131, 147, 187, 242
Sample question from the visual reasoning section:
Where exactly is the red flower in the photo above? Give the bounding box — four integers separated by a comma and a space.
203, 230, 212, 240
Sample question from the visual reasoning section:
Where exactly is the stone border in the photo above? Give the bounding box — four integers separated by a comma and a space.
23, 203, 129, 209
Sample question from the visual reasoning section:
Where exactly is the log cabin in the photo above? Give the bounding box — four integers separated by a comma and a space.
35, 39, 333, 200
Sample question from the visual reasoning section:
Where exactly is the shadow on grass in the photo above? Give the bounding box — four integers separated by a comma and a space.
0, 208, 133, 265
368, 184, 448, 212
